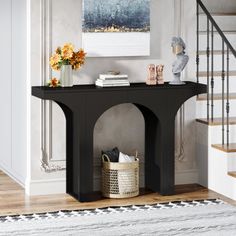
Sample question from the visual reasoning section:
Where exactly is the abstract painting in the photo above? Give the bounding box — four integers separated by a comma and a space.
82, 0, 150, 57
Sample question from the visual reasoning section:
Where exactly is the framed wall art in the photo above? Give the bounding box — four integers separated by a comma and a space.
82, 0, 150, 57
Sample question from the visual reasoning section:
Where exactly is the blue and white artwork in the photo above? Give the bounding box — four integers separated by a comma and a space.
82, 0, 150, 57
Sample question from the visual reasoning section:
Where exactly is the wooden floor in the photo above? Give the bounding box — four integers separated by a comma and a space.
0, 170, 235, 216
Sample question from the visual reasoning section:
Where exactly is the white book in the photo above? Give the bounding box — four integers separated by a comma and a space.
99, 74, 128, 80
96, 84, 130, 87
96, 79, 129, 84
95, 81, 130, 87
96, 83, 130, 87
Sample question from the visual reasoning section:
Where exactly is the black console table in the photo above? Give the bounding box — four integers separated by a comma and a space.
32, 82, 206, 202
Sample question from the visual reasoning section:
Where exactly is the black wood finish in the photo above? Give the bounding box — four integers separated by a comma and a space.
32, 82, 206, 202
196, 0, 199, 84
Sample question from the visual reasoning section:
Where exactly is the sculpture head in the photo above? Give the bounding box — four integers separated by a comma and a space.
148, 64, 155, 73
171, 37, 186, 55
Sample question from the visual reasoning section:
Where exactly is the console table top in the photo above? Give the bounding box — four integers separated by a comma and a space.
32, 81, 206, 97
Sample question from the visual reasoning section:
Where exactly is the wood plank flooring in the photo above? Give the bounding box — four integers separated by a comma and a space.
0, 170, 235, 216
196, 117, 236, 126
197, 93, 236, 101
228, 171, 236, 178
212, 143, 236, 152
198, 70, 236, 77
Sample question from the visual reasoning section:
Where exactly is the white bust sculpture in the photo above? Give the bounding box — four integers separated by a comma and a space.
169, 37, 189, 85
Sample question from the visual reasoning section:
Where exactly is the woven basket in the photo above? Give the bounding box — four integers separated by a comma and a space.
102, 154, 139, 199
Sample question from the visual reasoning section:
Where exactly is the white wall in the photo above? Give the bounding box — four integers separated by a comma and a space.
28, 0, 198, 195
0, 0, 27, 186
0, 1, 12, 173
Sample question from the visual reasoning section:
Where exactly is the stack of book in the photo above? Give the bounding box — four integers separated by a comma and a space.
95, 74, 130, 87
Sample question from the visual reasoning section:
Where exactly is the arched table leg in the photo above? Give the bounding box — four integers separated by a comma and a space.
57, 103, 99, 202
135, 104, 161, 192
137, 105, 175, 195
158, 120, 175, 195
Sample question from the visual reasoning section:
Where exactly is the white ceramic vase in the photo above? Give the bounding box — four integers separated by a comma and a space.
60, 64, 73, 87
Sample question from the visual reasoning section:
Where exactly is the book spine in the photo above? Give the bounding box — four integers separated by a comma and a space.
99, 74, 128, 80
96, 79, 129, 84
95, 82, 130, 87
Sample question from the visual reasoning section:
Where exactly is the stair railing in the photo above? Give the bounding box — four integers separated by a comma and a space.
197, 0, 236, 146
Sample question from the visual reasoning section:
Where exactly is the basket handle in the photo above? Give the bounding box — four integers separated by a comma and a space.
102, 154, 111, 162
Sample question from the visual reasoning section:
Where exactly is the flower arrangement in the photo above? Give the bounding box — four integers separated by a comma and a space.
50, 43, 86, 71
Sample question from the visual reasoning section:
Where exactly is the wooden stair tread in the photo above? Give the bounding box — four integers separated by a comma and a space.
210, 13, 236, 16
199, 50, 233, 55
196, 117, 236, 126
212, 143, 236, 152
200, 12, 236, 16
198, 71, 236, 77
197, 93, 236, 101
228, 172, 236, 178
199, 30, 236, 35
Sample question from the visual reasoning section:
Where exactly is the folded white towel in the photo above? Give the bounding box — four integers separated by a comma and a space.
118, 152, 137, 194
119, 152, 135, 163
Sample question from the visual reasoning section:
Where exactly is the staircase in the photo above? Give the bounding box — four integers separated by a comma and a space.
196, 0, 236, 200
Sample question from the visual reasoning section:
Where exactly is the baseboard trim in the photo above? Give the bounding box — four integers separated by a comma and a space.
175, 169, 199, 185
26, 178, 66, 195
0, 163, 25, 188
26, 169, 199, 196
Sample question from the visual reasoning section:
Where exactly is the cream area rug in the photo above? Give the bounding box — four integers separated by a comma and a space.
0, 199, 236, 236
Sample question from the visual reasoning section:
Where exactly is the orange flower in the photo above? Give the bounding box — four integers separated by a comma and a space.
56, 47, 61, 54
70, 49, 86, 70
48, 77, 61, 87
77, 49, 86, 58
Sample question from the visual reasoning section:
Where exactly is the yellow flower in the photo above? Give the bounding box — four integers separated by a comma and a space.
50, 53, 61, 68
61, 43, 74, 60
62, 49, 73, 60
63, 43, 74, 51
51, 64, 60, 71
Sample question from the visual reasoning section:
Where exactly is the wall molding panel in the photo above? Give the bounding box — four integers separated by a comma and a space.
40, 0, 66, 173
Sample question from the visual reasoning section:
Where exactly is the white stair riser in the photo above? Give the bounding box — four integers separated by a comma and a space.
198, 76, 236, 93
200, 15, 236, 31
196, 122, 236, 200
208, 125, 236, 144
199, 34, 236, 50
199, 54, 236, 71
208, 147, 236, 200
228, 158, 236, 172
197, 99, 236, 118
201, 0, 236, 13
